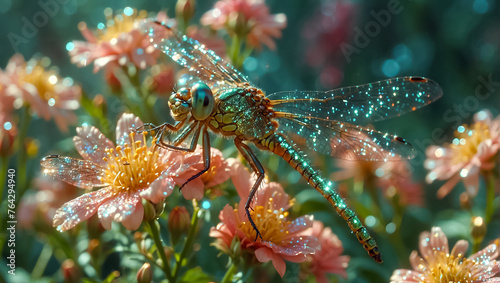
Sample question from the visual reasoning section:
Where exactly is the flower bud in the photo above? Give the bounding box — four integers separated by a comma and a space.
168, 206, 191, 244
176, 0, 196, 26
460, 192, 471, 210
471, 216, 487, 245
227, 11, 251, 37
87, 239, 101, 259
143, 199, 165, 222
62, 259, 80, 283
136, 263, 152, 283
145, 64, 175, 96
0, 122, 16, 157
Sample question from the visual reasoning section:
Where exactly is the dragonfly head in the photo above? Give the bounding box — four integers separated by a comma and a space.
168, 82, 215, 121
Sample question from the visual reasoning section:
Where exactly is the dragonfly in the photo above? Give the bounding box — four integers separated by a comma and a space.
139, 19, 443, 263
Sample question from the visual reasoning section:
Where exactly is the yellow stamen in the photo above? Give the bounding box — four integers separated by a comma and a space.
426, 252, 478, 283
451, 122, 491, 164
102, 131, 166, 194
17, 61, 59, 102
96, 8, 148, 43
237, 195, 295, 244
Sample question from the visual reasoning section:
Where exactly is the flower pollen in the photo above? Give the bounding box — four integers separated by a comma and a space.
94, 8, 147, 43
102, 131, 164, 194
426, 252, 478, 283
238, 197, 294, 244
451, 122, 491, 164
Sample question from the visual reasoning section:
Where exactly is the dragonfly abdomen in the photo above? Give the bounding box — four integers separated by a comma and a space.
259, 133, 383, 263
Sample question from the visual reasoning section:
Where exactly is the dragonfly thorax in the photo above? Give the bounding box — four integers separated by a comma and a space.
168, 82, 215, 121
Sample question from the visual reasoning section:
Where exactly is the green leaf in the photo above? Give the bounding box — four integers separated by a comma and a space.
180, 266, 214, 283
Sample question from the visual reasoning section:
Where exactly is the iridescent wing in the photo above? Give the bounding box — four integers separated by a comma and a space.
140, 19, 250, 93
269, 77, 442, 124
271, 77, 442, 161
41, 155, 107, 189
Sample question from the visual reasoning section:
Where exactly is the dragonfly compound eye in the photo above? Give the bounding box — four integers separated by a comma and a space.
191, 82, 214, 120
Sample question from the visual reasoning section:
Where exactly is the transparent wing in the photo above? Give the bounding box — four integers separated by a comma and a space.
275, 115, 416, 161
269, 77, 442, 125
141, 19, 250, 93
40, 155, 107, 189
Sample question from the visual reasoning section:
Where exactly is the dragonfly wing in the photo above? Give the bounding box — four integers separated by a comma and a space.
275, 116, 416, 161
41, 155, 107, 189
269, 77, 442, 125
141, 19, 250, 93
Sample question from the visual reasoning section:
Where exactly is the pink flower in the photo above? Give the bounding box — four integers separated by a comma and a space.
201, 0, 287, 50
209, 162, 319, 277
333, 159, 423, 206
390, 226, 500, 282
300, 221, 349, 282
69, 8, 162, 72
41, 113, 205, 231
425, 110, 500, 198
18, 175, 78, 229
0, 54, 80, 132
302, 1, 357, 88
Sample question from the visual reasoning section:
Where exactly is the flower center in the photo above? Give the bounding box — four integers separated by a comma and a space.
238, 197, 294, 244
97, 8, 147, 43
102, 131, 165, 194
426, 252, 477, 283
18, 62, 58, 102
451, 122, 491, 164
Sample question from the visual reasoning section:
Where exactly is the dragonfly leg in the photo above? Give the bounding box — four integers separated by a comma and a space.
155, 121, 201, 152
179, 127, 211, 190
135, 120, 186, 135
235, 139, 265, 241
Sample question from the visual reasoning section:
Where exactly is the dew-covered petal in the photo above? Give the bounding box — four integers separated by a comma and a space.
53, 188, 114, 231
286, 215, 314, 235
74, 125, 114, 166
121, 200, 144, 230
41, 155, 106, 189
116, 113, 143, 146
255, 247, 287, 278
409, 250, 427, 272
419, 227, 448, 261
451, 240, 469, 257
98, 192, 142, 230
140, 173, 175, 203
390, 269, 425, 282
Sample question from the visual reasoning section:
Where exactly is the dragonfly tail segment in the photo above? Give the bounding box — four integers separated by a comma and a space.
259, 134, 383, 263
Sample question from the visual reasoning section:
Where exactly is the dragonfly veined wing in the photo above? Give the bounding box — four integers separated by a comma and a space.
140, 19, 250, 94
41, 155, 107, 189
268, 77, 443, 125
274, 117, 415, 161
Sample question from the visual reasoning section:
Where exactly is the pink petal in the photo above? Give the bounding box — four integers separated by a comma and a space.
53, 188, 114, 231
436, 173, 461, 199
98, 192, 143, 230
73, 125, 114, 166
419, 227, 448, 261
140, 173, 176, 203
390, 269, 424, 282
451, 240, 469, 257
255, 247, 287, 277
121, 200, 144, 230
116, 113, 143, 146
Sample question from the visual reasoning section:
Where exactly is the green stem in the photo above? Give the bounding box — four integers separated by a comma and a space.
172, 204, 201, 283
17, 107, 32, 199
485, 173, 496, 224
146, 220, 174, 282
0, 155, 9, 204
229, 35, 241, 69
221, 261, 238, 283
31, 244, 53, 279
